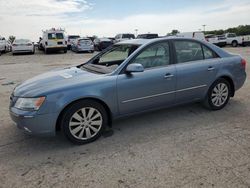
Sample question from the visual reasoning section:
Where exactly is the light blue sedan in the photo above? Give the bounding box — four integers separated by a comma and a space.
9, 38, 247, 144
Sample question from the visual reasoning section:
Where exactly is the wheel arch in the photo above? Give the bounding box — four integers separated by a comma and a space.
219, 75, 235, 97
55, 97, 113, 132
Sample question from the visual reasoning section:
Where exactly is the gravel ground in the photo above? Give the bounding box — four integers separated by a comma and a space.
0, 48, 249, 188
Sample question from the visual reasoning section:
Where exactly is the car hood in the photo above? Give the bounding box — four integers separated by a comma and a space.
14, 67, 104, 97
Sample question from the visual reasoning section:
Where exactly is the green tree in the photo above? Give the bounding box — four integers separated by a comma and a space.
167, 29, 180, 36
8, 36, 15, 43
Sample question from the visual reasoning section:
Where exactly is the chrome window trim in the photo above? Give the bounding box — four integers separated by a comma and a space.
122, 85, 207, 103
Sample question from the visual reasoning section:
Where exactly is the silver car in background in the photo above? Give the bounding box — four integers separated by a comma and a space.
12, 39, 35, 55
9, 38, 247, 144
71, 38, 94, 53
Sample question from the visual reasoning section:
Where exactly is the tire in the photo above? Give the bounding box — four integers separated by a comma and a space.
232, 41, 238, 47
64, 50, 67, 53
203, 78, 231, 110
61, 100, 108, 144
90, 50, 94, 53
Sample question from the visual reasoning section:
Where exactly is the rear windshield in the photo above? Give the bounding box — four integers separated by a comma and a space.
122, 34, 135, 39
137, 34, 158, 39
15, 39, 30, 43
48, 33, 64, 40
79, 39, 92, 43
69, 35, 80, 39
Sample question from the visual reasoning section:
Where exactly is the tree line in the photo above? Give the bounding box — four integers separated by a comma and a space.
168, 25, 250, 36
205, 25, 250, 36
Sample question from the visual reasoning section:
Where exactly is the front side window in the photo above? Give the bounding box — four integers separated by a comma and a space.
174, 41, 203, 63
130, 42, 170, 69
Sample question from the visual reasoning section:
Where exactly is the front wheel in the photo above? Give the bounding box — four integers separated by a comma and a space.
204, 79, 231, 110
61, 100, 108, 144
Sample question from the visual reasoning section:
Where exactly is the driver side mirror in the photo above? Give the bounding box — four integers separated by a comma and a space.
126, 63, 144, 73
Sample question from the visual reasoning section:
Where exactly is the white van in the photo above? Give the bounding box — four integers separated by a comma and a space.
176, 32, 206, 41
41, 28, 67, 54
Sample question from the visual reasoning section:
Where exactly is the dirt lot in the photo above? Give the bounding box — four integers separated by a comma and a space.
0, 48, 250, 188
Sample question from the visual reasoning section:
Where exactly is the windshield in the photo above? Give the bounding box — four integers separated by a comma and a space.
81, 44, 140, 74
48, 33, 64, 40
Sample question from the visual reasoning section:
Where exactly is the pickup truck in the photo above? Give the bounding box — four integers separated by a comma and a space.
205, 34, 226, 47
224, 33, 243, 47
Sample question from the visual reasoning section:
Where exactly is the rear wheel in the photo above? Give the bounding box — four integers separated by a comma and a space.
64, 49, 67, 53
204, 78, 231, 110
61, 100, 108, 144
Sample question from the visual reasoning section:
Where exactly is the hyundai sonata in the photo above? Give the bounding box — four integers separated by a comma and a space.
9, 38, 247, 144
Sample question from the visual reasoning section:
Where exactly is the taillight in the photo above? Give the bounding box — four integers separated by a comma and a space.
241, 59, 247, 69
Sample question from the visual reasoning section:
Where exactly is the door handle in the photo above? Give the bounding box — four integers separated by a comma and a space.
208, 67, 215, 71
164, 74, 174, 79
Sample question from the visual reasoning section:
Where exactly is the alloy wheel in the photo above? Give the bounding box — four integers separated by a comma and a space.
69, 107, 103, 140
211, 83, 229, 107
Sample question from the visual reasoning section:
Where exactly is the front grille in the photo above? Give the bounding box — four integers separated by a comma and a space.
57, 42, 63, 45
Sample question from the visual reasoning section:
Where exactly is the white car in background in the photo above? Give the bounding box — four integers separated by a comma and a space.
0, 37, 8, 53
71, 38, 94, 53
115, 33, 135, 43
12, 39, 35, 55
176, 32, 206, 41
205, 34, 226, 47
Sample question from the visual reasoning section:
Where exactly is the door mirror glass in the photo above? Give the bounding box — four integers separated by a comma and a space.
126, 63, 144, 73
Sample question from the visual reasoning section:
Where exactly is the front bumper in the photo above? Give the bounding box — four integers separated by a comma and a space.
10, 107, 58, 136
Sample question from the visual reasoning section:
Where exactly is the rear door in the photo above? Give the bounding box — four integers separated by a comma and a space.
173, 40, 220, 103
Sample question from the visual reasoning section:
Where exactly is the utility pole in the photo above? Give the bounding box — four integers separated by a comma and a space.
202, 25, 206, 33
135, 29, 138, 37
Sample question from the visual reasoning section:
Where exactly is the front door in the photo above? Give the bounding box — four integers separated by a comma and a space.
117, 41, 176, 115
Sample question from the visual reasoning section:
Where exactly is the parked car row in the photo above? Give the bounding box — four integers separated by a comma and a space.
2, 29, 250, 57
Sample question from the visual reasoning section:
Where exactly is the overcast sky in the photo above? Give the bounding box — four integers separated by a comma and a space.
0, 0, 250, 41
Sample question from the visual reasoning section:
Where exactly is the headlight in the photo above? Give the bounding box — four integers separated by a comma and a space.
14, 97, 46, 111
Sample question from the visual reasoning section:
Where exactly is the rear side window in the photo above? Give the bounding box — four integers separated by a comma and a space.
174, 41, 203, 63
203, 45, 214, 59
